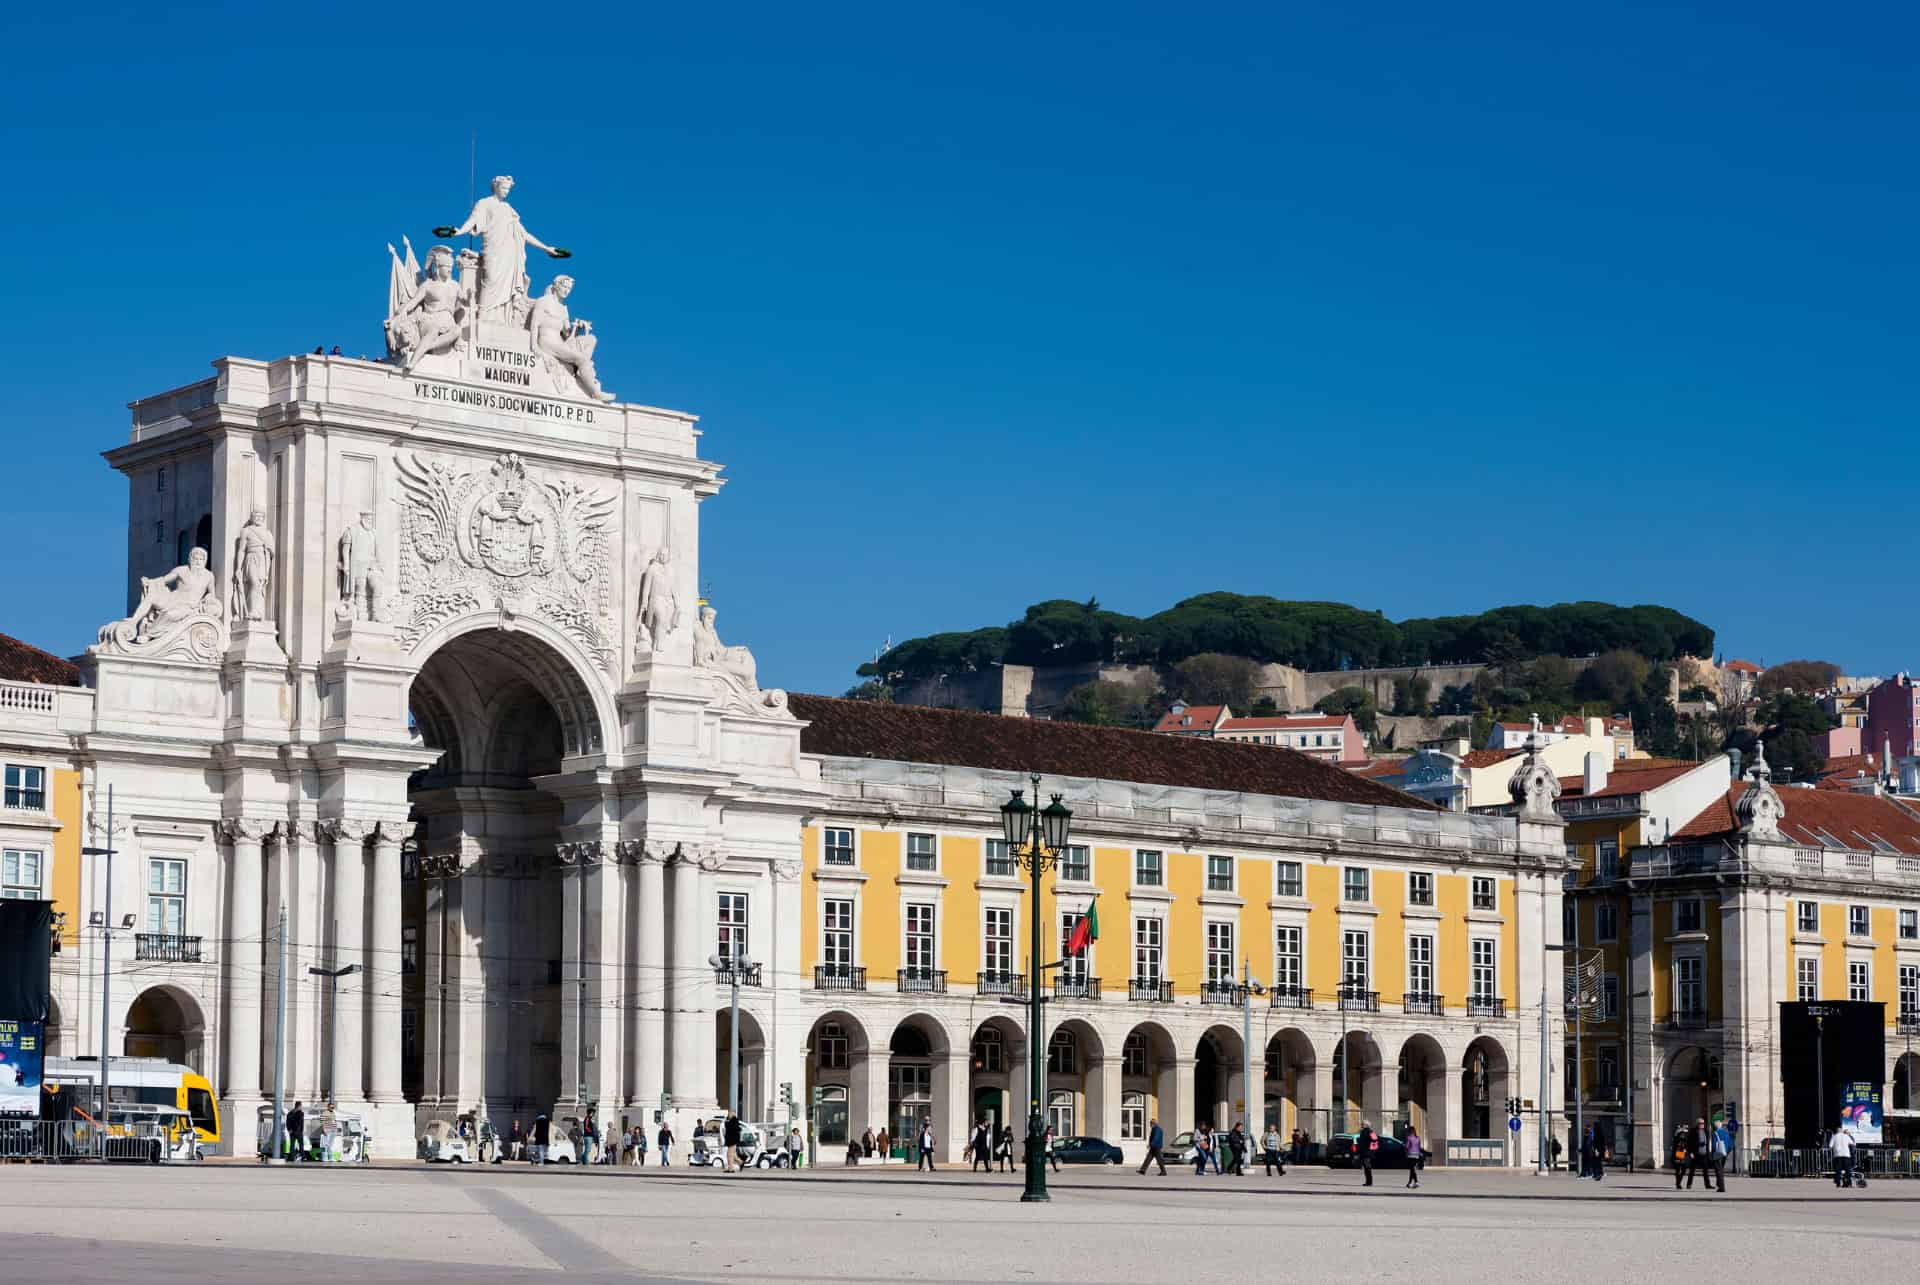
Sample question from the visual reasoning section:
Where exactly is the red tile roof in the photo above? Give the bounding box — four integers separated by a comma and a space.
0, 632, 80, 686
1461, 749, 1521, 769
790, 694, 1436, 810
1347, 759, 1408, 779
1153, 704, 1226, 734
1725, 659, 1763, 674
1554, 758, 1703, 800
1815, 754, 1881, 790
1675, 783, 1920, 855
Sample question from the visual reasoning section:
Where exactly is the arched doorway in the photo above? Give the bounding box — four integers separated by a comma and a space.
1122, 1022, 1177, 1148
1265, 1027, 1315, 1137
886, 1014, 952, 1156
124, 985, 206, 1073
1047, 1018, 1105, 1139
1663, 1046, 1717, 1149
1331, 1030, 1382, 1134
1397, 1034, 1447, 1144
1461, 1036, 1509, 1140
405, 624, 608, 1119
715, 1007, 767, 1120
804, 1011, 870, 1148
968, 1016, 1024, 1136
1193, 1025, 1245, 1130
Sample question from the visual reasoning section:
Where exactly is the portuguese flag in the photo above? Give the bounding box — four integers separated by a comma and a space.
1066, 896, 1099, 957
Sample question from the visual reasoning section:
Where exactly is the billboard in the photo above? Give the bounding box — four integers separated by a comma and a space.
0, 1017, 43, 1118
1779, 1001, 1886, 1144
1840, 1082, 1884, 1145
0, 899, 54, 1022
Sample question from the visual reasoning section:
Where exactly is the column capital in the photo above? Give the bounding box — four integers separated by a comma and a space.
556, 840, 607, 867
219, 816, 280, 845
371, 820, 407, 850
319, 816, 379, 845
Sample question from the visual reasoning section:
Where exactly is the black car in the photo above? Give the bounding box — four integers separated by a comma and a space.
1050, 1135, 1124, 1164
1325, 1132, 1421, 1169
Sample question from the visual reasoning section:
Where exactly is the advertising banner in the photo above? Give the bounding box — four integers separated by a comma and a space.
1840, 1082, 1883, 1144
0, 1017, 44, 1118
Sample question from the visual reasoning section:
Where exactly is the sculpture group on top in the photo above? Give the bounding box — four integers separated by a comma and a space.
383, 176, 614, 402
94, 546, 226, 661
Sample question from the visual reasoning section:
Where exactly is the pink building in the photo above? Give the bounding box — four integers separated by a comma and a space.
1815, 725, 1862, 760
1865, 673, 1919, 763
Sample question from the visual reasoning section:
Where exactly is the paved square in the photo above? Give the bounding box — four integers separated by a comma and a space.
1, 1161, 1912, 1284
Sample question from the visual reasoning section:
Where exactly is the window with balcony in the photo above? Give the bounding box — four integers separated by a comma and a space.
1206, 854, 1233, 892
1133, 917, 1163, 983
1902, 909, 1918, 941
1407, 934, 1434, 998
1407, 871, 1433, 906
1342, 867, 1369, 903
1797, 957, 1818, 1002
1848, 904, 1869, 938
717, 893, 749, 964
1600, 973, 1619, 1020
983, 907, 1013, 978
822, 898, 854, 973
1274, 925, 1302, 993
1060, 912, 1090, 987
1275, 861, 1303, 898
1595, 902, 1618, 944
1, 849, 42, 899
1471, 876, 1497, 912
1134, 849, 1163, 887
1674, 898, 1703, 934
1596, 840, 1619, 880
1469, 938, 1496, 1006
906, 833, 937, 872
1899, 965, 1918, 1025
1205, 921, 1234, 985
1341, 929, 1369, 991
823, 828, 854, 867
1058, 844, 1090, 882
1849, 960, 1870, 1002
1797, 900, 1819, 933
904, 903, 936, 972
984, 839, 1014, 877
146, 858, 186, 935
3, 765, 46, 811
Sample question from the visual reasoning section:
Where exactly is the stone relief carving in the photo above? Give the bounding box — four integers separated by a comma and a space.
319, 817, 379, 846
770, 860, 801, 883
633, 546, 682, 658
530, 276, 614, 402
555, 840, 608, 867
615, 838, 654, 865
1507, 738, 1562, 822
418, 851, 463, 879
93, 546, 226, 661
393, 450, 617, 671
219, 816, 281, 846
232, 510, 276, 623
692, 605, 791, 719
336, 512, 388, 623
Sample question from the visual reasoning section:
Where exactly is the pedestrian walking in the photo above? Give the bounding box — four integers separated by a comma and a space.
1706, 1118, 1730, 1193
862, 1128, 875, 1159
1403, 1126, 1422, 1188
657, 1120, 674, 1166
1671, 1125, 1692, 1190
1684, 1117, 1714, 1190
530, 1113, 551, 1165
787, 1127, 805, 1169
1356, 1121, 1377, 1187
286, 1101, 306, 1161
876, 1126, 890, 1160
1193, 1124, 1213, 1176
971, 1119, 993, 1172
631, 1126, 647, 1167
723, 1113, 744, 1173
1226, 1123, 1247, 1176
1262, 1124, 1285, 1176
1830, 1124, 1855, 1188
918, 1117, 937, 1171
1043, 1123, 1061, 1172
996, 1124, 1014, 1173
509, 1118, 524, 1162
1139, 1118, 1168, 1175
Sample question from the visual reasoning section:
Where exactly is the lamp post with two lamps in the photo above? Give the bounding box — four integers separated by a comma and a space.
999, 776, 1073, 1203
80, 785, 135, 1139
711, 951, 757, 1122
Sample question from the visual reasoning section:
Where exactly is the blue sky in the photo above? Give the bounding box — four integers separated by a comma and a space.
6, 2, 1916, 693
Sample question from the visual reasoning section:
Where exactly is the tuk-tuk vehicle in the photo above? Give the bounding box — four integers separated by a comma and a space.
312, 1108, 371, 1164
106, 1105, 202, 1163
419, 1119, 475, 1163
457, 1111, 500, 1164
690, 1117, 766, 1167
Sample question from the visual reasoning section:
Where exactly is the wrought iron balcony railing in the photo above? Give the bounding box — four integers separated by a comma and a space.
1269, 985, 1314, 1011
1199, 981, 1244, 1006
134, 933, 202, 963
1051, 975, 1101, 1001
814, 964, 866, 992
1336, 986, 1379, 1013
1129, 978, 1173, 1003
897, 968, 947, 995
1466, 996, 1505, 1018
976, 971, 1026, 998
1403, 992, 1444, 1016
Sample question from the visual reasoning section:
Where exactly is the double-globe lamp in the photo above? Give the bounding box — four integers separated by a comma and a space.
999, 778, 1072, 1202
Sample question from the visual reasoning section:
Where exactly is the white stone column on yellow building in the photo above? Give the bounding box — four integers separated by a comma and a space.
1172, 1055, 1197, 1134
1310, 1058, 1335, 1139
1095, 1052, 1125, 1151
935, 1048, 969, 1162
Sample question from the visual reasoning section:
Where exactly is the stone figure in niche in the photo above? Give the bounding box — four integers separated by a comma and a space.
336, 511, 387, 623
385, 243, 463, 368
119, 547, 221, 641
232, 509, 275, 622
529, 276, 614, 402
445, 175, 566, 324
634, 547, 681, 653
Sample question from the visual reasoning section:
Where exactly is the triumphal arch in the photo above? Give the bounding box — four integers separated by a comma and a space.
79, 178, 822, 1151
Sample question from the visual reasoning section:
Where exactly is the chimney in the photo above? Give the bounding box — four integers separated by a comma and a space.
1728, 748, 1743, 781
1900, 755, 1920, 796
1586, 716, 1605, 743
1584, 750, 1609, 797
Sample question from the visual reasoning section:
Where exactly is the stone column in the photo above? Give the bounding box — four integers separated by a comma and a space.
557, 845, 585, 1109
221, 818, 274, 1103
630, 842, 667, 1111
1310, 1058, 1335, 1140
667, 844, 714, 1106
321, 818, 372, 1105
581, 841, 625, 1107
368, 824, 404, 1105
482, 853, 515, 1117
1172, 1055, 1197, 1137
1094, 1053, 1124, 1154
934, 1049, 969, 1162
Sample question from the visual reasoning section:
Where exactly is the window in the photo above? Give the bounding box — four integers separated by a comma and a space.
1060, 912, 1090, 985
146, 858, 186, 935
1674, 898, 1703, 934
1206, 854, 1233, 892
1902, 909, 1918, 941
1274, 925, 1302, 992
3, 765, 46, 811
890, 1063, 932, 1145
1120, 1090, 1146, 1141
1563, 901, 1576, 942
1900, 965, 1919, 1024
818, 1021, 849, 1071
400, 922, 418, 975
984, 839, 1014, 877
823, 828, 854, 867
1407, 872, 1433, 906
1134, 849, 1163, 887
971, 1026, 1004, 1073
1849, 960, 1870, 1002
1471, 877, 1497, 912
904, 903, 936, 973
983, 907, 1013, 978
1596, 840, 1619, 880
1133, 916, 1163, 983
1047, 1030, 1076, 1074
1595, 902, 1618, 944
1341, 929, 1369, 991
1675, 955, 1704, 1016
2, 849, 43, 899
1122, 1033, 1149, 1077
1469, 938, 1496, 1003
1205, 922, 1234, 985
822, 898, 854, 971
1407, 934, 1434, 997
1275, 861, 1303, 898
717, 893, 749, 963
156, 466, 166, 492
1600, 973, 1620, 1020
1848, 905, 1869, 938
1797, 957, 1818, 1002
1597, 1046, 1620, 1090
1797, 900, 1819, 933
1342, 867, 1370, 903
906, 833, 937, 872
1047, 1088, 1075, 1137
1058, 845, 1090, 882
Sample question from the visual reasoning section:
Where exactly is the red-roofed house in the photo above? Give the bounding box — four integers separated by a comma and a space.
1151, 702, 1367, 763
1487, 714, 1634, 759
1151, 702, 1229, 737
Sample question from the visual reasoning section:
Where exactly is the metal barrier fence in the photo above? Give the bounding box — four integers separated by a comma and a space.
0, 1118, 172, 1163
1745, 1146, 1920, 1178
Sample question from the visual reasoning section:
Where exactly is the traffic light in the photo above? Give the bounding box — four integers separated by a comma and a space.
779, 1083, 794, 1109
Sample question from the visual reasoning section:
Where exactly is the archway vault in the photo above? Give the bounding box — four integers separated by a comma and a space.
408, 617, 613, 769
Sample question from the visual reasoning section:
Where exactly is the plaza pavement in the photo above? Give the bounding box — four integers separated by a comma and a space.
1, 1158, 1914, 1284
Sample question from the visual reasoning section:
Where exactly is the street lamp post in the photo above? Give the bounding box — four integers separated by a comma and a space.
1001, 776, 1073, 1204
710, 952, 756, 1121
80, 785, 120, 1146
1241, 959, 1266, 1136
307, 962, 362, 1103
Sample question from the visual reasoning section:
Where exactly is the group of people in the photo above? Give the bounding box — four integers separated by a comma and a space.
963, 1119, 1020, 1172
1669, 1116, 1734, 1193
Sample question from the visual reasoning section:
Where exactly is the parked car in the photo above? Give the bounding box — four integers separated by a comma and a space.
1049, 1135, 1124, 1164
1325, 1132, 1420, 1169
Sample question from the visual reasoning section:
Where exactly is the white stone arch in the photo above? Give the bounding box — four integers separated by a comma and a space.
715, 1003, 769, 1119
117, 982, 212, 1075
804, 1009, 871, 1148
406, 613, 618, 760
1391, 1031, 1450, 1145
885, 1011, 960, 1158
1264, 1025, 1317, 1137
